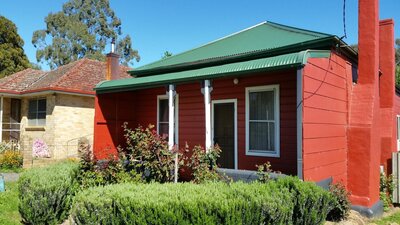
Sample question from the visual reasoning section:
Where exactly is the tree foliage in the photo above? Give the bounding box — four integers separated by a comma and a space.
162, 51, 173, 59
0, 15, 30, 78
32, 0, 140, 69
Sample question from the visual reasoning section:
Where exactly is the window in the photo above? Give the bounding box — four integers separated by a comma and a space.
157, 95, 178, 144
245, 85, 280, 157
28, 98, 46, 126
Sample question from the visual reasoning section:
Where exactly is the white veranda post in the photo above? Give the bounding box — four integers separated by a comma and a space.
204, 80, 212, 151
168, 84, 178, 183
168, 84, 175, 150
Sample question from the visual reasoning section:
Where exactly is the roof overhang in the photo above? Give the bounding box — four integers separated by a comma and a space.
0, 87, 95, 98
95, 50, 331, 94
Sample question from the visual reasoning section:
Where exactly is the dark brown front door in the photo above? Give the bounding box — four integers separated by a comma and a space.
213, 102, 235, 169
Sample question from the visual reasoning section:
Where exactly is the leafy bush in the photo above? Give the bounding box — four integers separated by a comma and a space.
274, 176, 334, 225
71, 182, 294, 225
0, 150, 23, 169
32, 139, 50, 158
380, 172, 394, 211
183, 144, 225, 183
120, 123, 178, 183
71, 177, 334, 225
326, 182, 351, 222
18, 161, 79, 225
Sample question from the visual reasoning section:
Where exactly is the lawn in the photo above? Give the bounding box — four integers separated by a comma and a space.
372, 209, 400, 225
0, 182, 21, 225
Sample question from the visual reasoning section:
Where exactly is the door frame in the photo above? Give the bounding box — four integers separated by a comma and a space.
211, 99, 237, 169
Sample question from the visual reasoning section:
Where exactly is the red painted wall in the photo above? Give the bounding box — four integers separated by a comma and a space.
212, 71, 297, 174
348, 0, 381, 208
93, 70, 298, 175
302, 52, 352, 186
379, 19, 396, 173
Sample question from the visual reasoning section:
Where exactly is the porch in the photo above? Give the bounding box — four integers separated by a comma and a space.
0, 97, 21, 145
94, 70, 301, 176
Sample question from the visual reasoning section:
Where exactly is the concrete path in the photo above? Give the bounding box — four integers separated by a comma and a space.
1, 173, 20, 182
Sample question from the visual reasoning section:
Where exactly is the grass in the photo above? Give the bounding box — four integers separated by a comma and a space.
0, 182, 21, 225
372, 210, 400, 225
0, 168, 24, 173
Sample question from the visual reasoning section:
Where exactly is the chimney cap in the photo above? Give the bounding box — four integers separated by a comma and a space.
111, 38, 115, 53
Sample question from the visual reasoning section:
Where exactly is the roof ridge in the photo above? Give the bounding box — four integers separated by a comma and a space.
136, 22, 268, 70
266, 21, 333, 38
21, 70, 49, 90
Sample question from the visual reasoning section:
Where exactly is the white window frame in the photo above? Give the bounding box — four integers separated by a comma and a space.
28, 98, 47, 127
245, 85, 280, 157
157, 94, 179, 144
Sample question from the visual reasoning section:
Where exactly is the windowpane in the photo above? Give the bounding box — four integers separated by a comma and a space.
249, 122, 268, 150
27, 99, 46, 126
38, 99, 46, 111
159, 99, 169, 122
28, 100, 37, 113
159, 123, 169, 137
249, 91, 274, 120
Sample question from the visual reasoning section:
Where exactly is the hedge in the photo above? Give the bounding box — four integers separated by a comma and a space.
18, 161, 79, 225
71, 177, 334, 225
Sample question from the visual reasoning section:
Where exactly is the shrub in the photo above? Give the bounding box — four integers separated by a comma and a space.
18, 161, 79, 225
32, 139, 50, 158
71, 182, 294, 225
274, 176, 334, 225
326, 182, 351, 221
184, 144, 225, 183
380, 172, 394, 212
0, 150, 23, 169
120, 123, 178, 183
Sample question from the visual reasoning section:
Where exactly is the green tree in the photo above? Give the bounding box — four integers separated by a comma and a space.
162, 51, 173, 59
32, 0, 140, 69
0, 15, 30, 78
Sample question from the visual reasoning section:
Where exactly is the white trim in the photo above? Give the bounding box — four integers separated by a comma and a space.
157, 94, 179, 144
245, 84, 280, 157
168, 85, 175, 150
296, 69, 304, 179
0, 96, 3, 142
204, 80, 212, 150
212, 99, 238, 169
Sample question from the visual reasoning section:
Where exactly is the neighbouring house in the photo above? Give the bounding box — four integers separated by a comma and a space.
0, 53, 130, 167
92, 0, 396, 217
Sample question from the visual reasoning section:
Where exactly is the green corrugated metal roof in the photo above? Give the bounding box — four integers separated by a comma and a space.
134, 21, 333, 72
95, 50, 330, 94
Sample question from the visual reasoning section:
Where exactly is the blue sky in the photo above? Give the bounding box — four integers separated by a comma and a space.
1, 0, 399, 70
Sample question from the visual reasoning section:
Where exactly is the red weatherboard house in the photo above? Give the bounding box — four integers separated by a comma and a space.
93, 0, 397, 216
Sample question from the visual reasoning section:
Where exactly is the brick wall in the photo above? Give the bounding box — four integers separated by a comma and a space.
21, 94, 94, 167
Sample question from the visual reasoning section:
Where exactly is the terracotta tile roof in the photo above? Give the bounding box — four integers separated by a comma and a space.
0, 58, 131, 95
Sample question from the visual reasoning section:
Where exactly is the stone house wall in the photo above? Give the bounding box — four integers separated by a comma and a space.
20, 93, 94, 167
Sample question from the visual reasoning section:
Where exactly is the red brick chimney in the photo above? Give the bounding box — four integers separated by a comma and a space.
106, 39, 120, 80
379, 19, 396, 173
347, 0, 381, 212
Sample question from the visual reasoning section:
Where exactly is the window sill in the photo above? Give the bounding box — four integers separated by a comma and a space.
25, 127, 46, 131
246, 150, 280, 158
